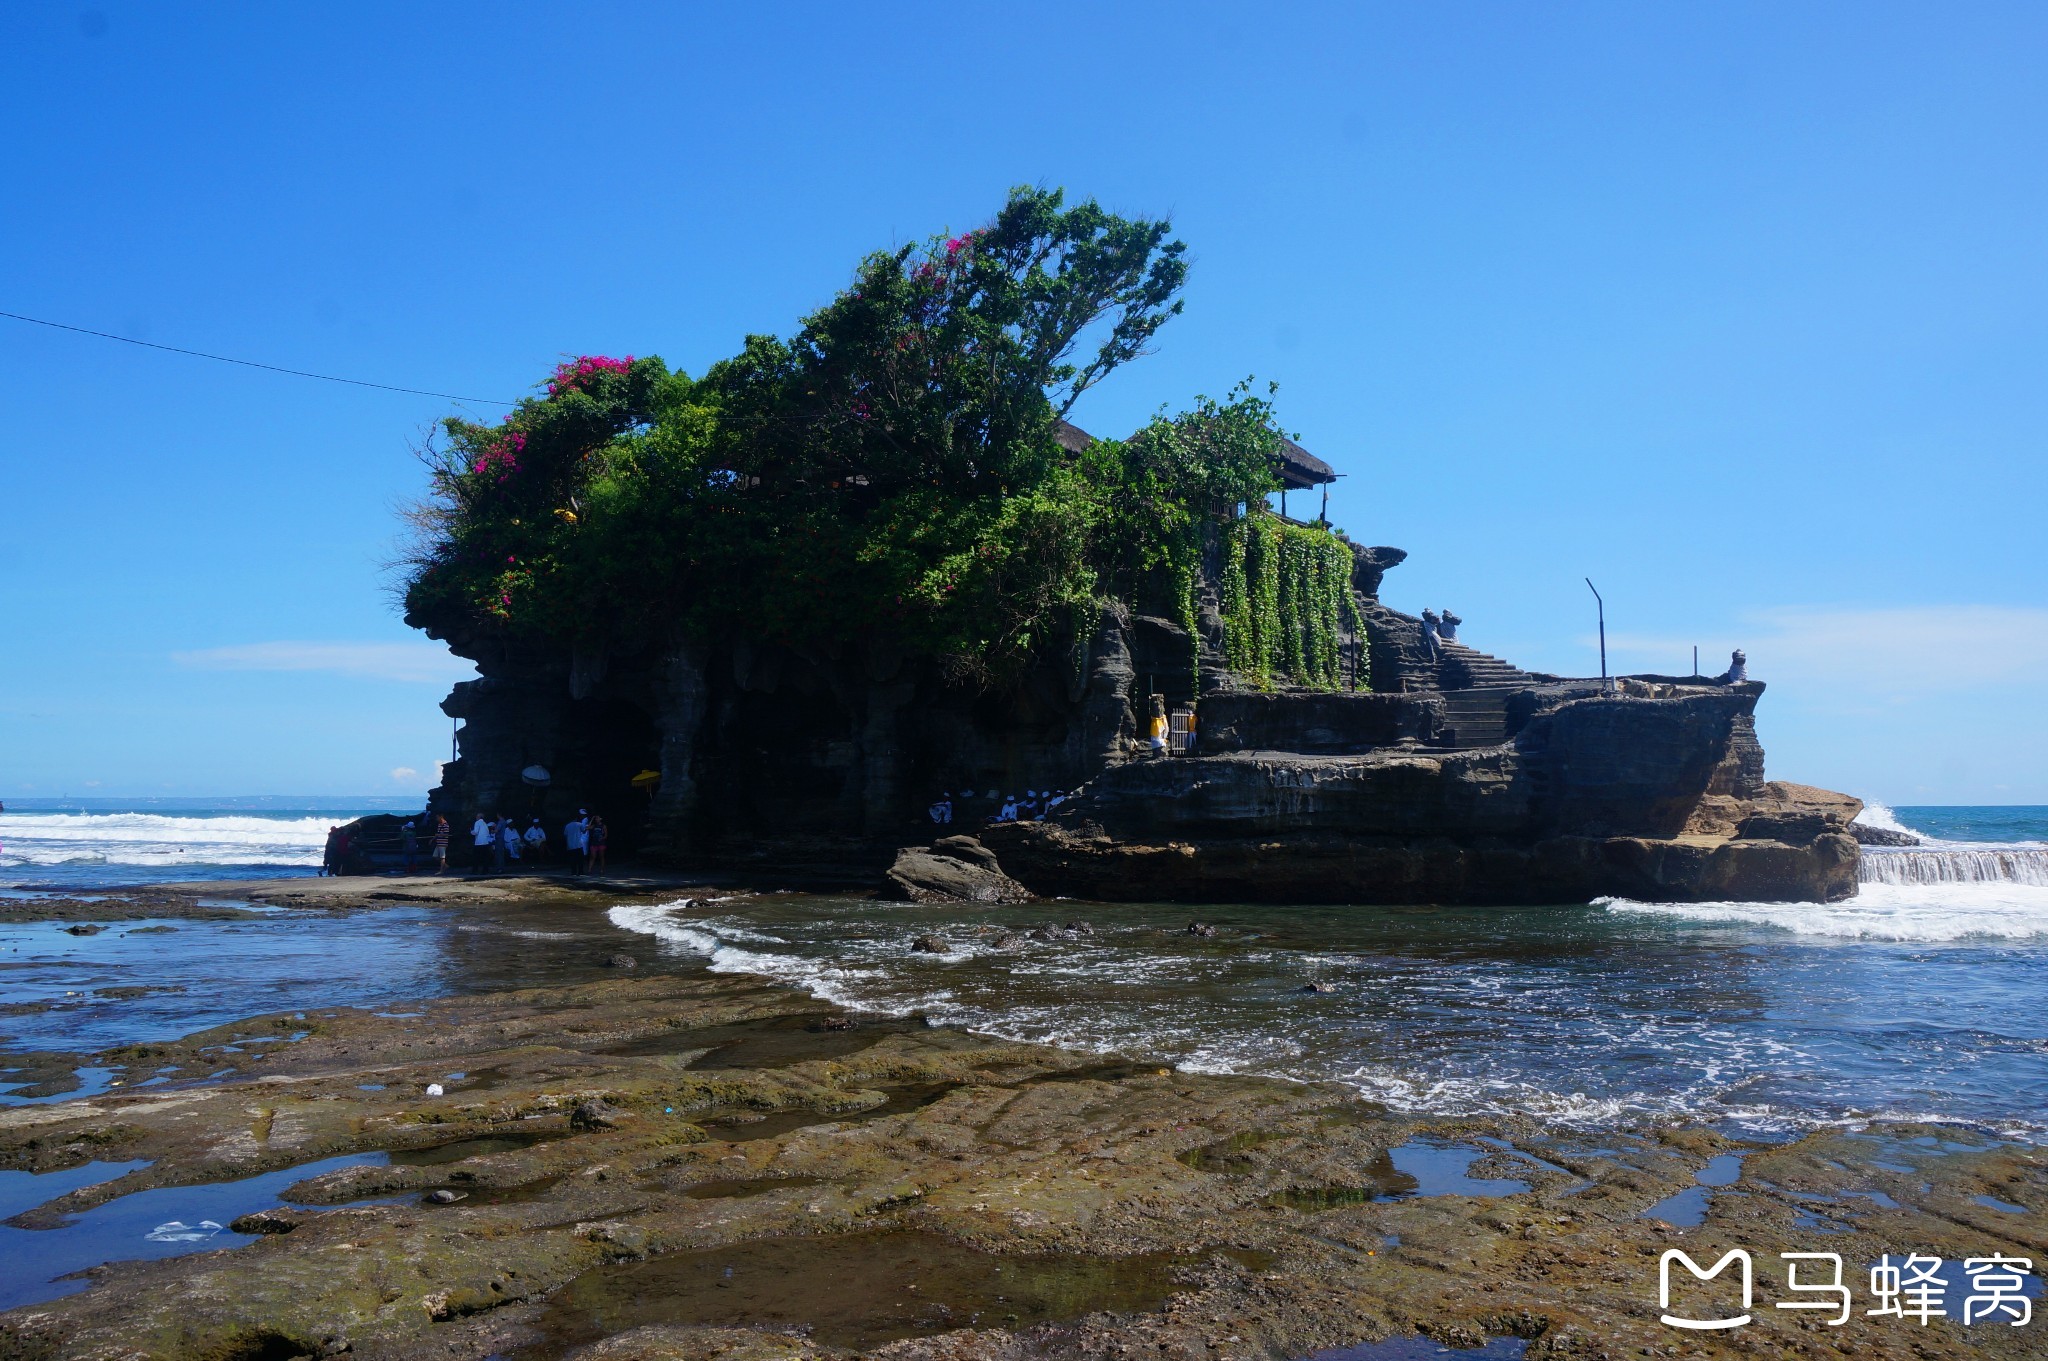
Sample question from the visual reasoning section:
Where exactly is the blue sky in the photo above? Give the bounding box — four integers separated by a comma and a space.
1, 2, 2042, 804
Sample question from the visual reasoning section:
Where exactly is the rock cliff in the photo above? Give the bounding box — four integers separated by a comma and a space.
427, 540, 1860, 904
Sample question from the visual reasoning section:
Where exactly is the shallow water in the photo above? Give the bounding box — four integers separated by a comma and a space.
518, 1230, 1264, 1355
0, 1151, 392, 1310
7, 810, 2047, 1142
1308, 1340, 1527, 1361
610, 884, 2048, 1139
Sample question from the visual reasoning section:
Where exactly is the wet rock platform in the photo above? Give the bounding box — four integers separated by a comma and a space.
0, 972, 2042, 1360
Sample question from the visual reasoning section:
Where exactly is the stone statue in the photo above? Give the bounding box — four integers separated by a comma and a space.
1719, 649, 1747, 684
1440, 609, 1461, 644
1420, 609, 1442, 660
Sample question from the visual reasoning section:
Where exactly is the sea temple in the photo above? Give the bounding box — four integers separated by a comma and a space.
403, 189, 1862, 905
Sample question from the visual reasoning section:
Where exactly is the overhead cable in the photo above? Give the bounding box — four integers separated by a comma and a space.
0, 309, 517, 405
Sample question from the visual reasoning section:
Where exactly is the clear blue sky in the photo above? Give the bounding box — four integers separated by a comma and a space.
2, 2, 2043, 805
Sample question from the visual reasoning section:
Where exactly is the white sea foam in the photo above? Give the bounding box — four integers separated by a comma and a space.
605, 894, 2048, 1140
1599, 880, 2048, 941
1852, 801, 1920, 837
0, 811, 333, 868
1860, 846, 2048, 886
605, 902, 721, 955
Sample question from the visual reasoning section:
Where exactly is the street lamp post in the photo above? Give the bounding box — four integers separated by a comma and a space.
1585, 578, 1607, 686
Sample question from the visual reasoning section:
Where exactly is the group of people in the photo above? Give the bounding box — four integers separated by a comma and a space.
322, 815, 453, 876
926, 789, 1071, 827
468, 810, 608, 875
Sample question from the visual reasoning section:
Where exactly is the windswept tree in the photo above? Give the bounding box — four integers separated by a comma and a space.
402, 186, 1347, 690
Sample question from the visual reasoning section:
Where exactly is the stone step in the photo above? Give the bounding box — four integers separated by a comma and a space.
1434, 686, 1513, 749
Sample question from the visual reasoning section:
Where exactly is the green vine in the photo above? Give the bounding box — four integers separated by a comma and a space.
1219, 512, 1363, 691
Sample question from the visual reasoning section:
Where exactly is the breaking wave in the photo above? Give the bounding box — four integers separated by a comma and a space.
1598, 880, 2048, 941
0, 812, 333, 868
1851, 801, 1920, 838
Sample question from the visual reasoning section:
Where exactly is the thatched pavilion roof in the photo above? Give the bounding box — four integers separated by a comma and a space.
1054, 419, 1336, 490
1276, 435, 1337, 489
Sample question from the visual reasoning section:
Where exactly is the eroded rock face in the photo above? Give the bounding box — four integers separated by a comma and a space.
426, 604, 1166, 867
982, 688, 1862, 905
986, 817, 1860, 905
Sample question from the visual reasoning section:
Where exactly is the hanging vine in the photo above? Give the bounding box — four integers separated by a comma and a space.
1219, 512, 1362, 691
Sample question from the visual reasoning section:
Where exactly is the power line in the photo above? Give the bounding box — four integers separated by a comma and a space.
0, 309, 518, 405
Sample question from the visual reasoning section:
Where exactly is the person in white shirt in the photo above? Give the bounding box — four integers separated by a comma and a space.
471, 816, 491, 848
563, 813, 588, 874
501, 820, 522, 862
523, 819, 548, 859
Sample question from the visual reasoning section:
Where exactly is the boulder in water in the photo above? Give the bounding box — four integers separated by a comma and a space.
603, 952, 639, 969
1031, 920, 1096, 942
228, 1210, 298, 1235
1851, 822, 1921, 847
883, 837, 1032, 904
911, 934, 950, 954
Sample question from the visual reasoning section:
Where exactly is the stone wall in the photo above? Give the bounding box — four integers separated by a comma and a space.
1196, 691, 1442, 755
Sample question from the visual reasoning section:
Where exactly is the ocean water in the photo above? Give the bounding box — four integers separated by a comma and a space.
2, 804, 2043, 1142
0, 799, 417, 890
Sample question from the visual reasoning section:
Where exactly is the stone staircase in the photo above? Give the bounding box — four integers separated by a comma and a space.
1439, 640, 1533, 691
1432, 642, 1534, 749
1436, 687, 1513, 749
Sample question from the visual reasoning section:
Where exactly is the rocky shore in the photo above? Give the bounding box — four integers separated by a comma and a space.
2, 884, 2042, 1361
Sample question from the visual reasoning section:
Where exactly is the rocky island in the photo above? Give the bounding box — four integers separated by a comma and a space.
402, 187, 1856, 905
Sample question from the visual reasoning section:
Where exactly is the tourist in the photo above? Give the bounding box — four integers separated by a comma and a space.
334, 827, 354, 875
490, 815, 508, 873
563, 811, 588, 874
522, 818, 548, 861
470, 813, 492, 870
401, 820, 418, 875
432, 815, 450, 874
1440, 609, 1461, 644
1421, 609, 1442, 660
587, 815, 609, 873
1148, 699, 1169, 757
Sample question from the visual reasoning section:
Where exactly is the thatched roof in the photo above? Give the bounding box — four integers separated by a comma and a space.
1055, 419, 1336, 489
1053, 419, 1094, 453
1276, 435, 1337, 489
